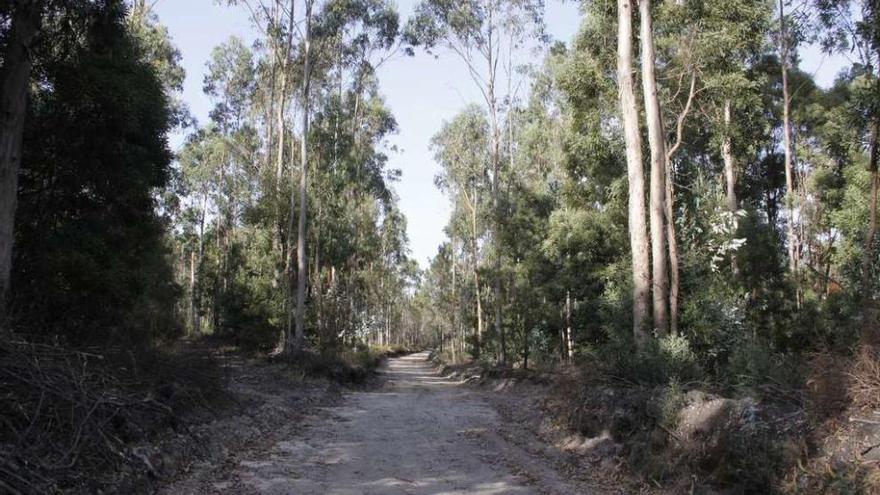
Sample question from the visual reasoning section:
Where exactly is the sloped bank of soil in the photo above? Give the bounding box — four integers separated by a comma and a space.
437, 360, 819, 494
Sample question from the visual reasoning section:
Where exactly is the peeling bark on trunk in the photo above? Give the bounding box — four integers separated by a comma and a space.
617, 0, 651, 347
0, 0, 41, 319
639, 0, 669, 336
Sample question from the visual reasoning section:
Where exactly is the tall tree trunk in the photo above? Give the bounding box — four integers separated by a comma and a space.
519, 312, 528, 370
468, 188, 483, 358
0, 0, 41, 319
665, 165, 680, 335
291, 0, 313, 355
472, 233, 483, 358
272, 0, 296, 290
273, 64, 288, 287
485, 8, 505, 367
565, 290, 574, 363
722, 99, 740, 275
193, 188, 208, 336
639, 0, 669, 336
451, 235, 458, 362
779, 0, 797, 276
189, 249, 197, 333
617, 0, 651, 347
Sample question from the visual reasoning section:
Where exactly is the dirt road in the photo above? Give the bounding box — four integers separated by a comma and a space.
167, 351, 585, 494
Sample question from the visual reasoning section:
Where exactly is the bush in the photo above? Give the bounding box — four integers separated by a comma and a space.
603, 333, 703, 386
654, 379, 687, 430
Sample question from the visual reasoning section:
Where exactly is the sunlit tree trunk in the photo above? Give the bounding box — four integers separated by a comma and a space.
485, 6, 506, 367
192, 188, 208, 336
0, 0, 41, 319
779, 0, 797, 277
472, 207, 483, 357
616, 0, 651, 347
273, 62, 288, 281
639, 0, 669, 336
722, 100, 740, 275
291, 0, 313, 355
451, 235, 458, 362
464, 185, 483, 357
273, 0, 297, 290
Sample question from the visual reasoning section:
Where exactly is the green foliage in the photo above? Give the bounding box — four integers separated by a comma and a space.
655, 379, 687, 430
603, 334, 704, 386
13, 0, 178, 344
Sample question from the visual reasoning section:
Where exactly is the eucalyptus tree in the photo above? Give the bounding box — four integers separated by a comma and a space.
651, 0, 769, 329
286, 0, 404, 354
615, 0, 652, 345
778, 0, 800, 276
308, 0, 404, 350
814, 0, 880, 300
127, 0, 191, 129
177, 129, 225, 335
432, 105, 491, 357
407, 0, 546, 364
637, 0, 672, 335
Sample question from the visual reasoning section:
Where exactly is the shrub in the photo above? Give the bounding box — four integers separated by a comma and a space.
602, 333, 703, 386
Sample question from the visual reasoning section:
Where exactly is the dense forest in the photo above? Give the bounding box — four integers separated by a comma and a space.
3, 0, 880, 492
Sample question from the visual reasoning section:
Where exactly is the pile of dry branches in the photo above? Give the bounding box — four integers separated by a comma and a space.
849, 345, 880, 411
0, 337, 222, 493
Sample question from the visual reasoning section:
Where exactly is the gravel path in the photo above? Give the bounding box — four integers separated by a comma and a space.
169, 352, 584, 494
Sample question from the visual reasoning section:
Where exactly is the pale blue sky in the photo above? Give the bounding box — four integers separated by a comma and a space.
153, 0, 846, 268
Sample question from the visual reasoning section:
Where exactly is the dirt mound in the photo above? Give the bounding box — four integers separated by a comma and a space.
464, 364, 811, 493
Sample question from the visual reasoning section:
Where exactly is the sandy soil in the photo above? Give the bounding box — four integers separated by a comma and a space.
164, 352, 590, 494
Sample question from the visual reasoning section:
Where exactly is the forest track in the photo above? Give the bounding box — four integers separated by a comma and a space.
165, 351, 589, 494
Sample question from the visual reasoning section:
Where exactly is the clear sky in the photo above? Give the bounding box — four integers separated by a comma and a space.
152, 0, 846, 269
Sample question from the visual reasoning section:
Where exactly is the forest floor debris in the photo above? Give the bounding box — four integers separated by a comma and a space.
0, 339, 350, 494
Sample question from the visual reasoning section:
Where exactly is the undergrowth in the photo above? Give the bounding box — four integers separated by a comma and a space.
0, 336, 226, 494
